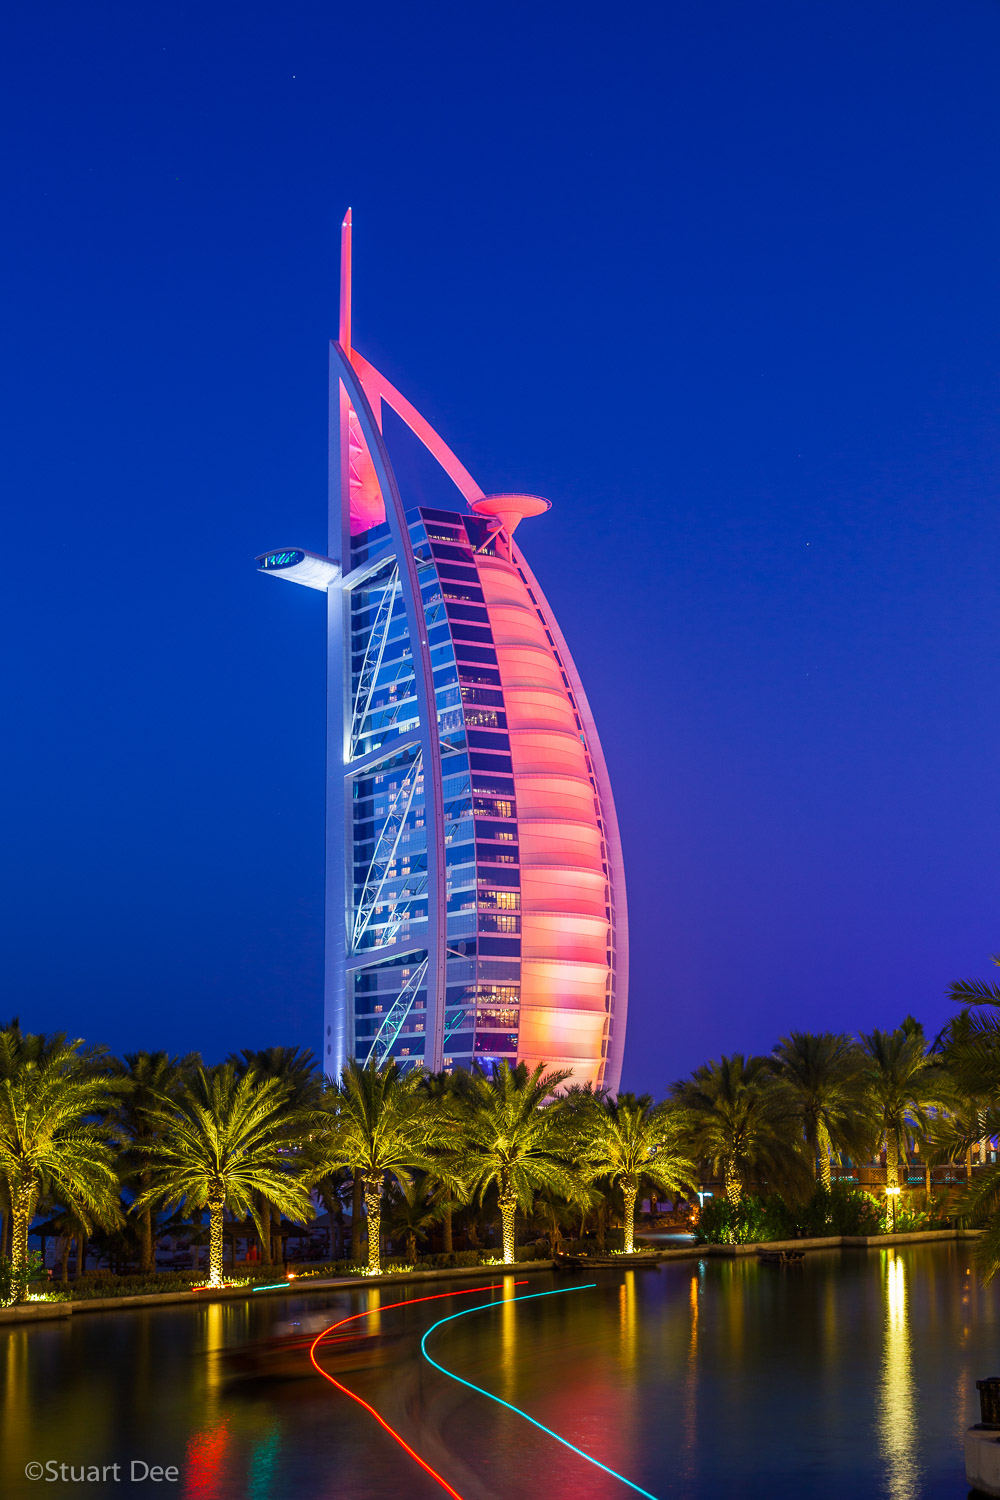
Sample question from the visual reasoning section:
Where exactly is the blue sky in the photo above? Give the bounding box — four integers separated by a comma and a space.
2, 1, 999, 1092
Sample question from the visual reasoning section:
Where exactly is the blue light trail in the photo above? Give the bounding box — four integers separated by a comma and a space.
420, 1283, 659, 1500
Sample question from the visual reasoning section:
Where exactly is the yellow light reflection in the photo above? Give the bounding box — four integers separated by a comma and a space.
499, 1275, 518, 1401
680, 1273, 699, 1481
618, 1271, 637, 1374
2, 1330, 30, 1473
878, 1251, 917, 1500
203, 1300, 225, 1412
366, 1286, 381, 1336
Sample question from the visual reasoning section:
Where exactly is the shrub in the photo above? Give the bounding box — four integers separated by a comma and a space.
794, 1185, 886, 1237
694, 1196, 786, 1244
694, 1185, 892, 1243
0, 1251, 46, 1307
69, 1266, 286, 1300
895, 1194, 951, 1233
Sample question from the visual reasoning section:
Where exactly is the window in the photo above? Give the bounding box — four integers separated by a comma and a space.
474, 797, 514, 819
480, 913, 520, 934
479, 889, 520, 911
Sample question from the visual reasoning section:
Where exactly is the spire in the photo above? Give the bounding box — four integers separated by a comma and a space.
339, 208, 352, 357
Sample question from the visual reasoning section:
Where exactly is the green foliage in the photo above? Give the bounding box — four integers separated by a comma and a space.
0, 1027, 125, 1297
695, 1184, 889, 1243
794, 1184, 887, 1237
770, 1032, 873, 1176
135, 1065, 316, 1236
859, 1019, 946, 1187
694, 1195, 784, 1244
0, 1250, 46, 1307
449, 1061, 578, 1214
670, 1054, 815, 1204
68, 1265, 291, 1298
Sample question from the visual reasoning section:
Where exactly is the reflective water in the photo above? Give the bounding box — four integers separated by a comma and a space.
0, 1243, 990, 1499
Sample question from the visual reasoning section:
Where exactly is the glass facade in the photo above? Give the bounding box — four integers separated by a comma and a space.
330, 473, 627, 1089
291, 213, 629, 1090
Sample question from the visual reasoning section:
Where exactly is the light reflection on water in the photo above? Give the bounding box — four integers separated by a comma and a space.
680, 1271, 699, 1484
0, 1243, 992, 1500
878, 1252, 916, 1500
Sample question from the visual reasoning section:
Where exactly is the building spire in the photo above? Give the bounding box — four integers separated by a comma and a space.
339, 208, 352, 357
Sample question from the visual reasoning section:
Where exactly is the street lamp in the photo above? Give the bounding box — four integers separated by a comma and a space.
885, 1185, 901, 1232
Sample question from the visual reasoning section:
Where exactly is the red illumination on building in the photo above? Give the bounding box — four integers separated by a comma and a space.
260, 210, 629, 1090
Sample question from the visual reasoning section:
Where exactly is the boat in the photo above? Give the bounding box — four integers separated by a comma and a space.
223, 1325, 404, 1383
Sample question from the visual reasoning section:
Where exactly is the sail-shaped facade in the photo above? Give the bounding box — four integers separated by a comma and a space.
258, 213, 628, 1091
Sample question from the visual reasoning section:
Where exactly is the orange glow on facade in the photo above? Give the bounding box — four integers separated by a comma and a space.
260, 210, 628, 1090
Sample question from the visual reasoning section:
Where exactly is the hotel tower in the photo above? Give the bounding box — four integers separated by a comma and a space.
258, 213, 628, 1091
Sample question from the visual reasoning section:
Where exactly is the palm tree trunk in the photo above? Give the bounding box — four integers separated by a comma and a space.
813, 1130, 832, 1189
77, 1232, 87, 1277
208, 1200, 225, 1288
140, 1205, 154, 1275
622, 1183, 637, 1254
886, 1135, 899, 1193
500, 1193, 517, 1264
59, 1237, 71, 1284
139, 1167, 155, 1273
364, 1178, 381, 1276
442, 1190, 453, 1253
10, 1183, 34, 1300
724, 1164, 741, 1206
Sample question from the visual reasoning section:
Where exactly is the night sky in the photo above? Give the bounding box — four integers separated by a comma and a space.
2, 2, 999, 1096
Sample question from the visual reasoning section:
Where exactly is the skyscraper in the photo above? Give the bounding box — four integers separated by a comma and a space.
258, 212, 628, 1091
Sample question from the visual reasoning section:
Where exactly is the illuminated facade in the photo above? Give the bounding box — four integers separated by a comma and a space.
258, 212, 628, 1090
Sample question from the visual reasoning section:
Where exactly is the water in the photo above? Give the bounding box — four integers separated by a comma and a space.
0, 1242, 990, 1499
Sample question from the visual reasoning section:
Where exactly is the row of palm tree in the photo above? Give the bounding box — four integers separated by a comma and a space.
0, 1026, 695, 1299
670, 1019, 948, 1205
5, 951, 1000, 1300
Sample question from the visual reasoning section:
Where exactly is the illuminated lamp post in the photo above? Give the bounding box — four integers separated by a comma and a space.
885, 1185, 901, 1232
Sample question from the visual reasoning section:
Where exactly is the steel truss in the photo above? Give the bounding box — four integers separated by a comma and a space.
350, 564, 400, 758
444, 1007, 469, 1043
363, 957, 430, 1068
352, 750, 423, 951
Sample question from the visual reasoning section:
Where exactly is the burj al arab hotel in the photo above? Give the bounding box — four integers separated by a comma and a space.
258, 213, 628, 1091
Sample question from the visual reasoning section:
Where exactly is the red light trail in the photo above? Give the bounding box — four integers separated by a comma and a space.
308, 1281, 527, 1500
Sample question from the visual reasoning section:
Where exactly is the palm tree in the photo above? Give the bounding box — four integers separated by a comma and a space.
939, 957, 1000, 1107
948, 952, 1000, 1013
231, 1046, 324, 1263
110, 1051, 197, 1272
450, 1060, 576, 1264
385, 1177, 446, 1262
0, 1027, 123, 1302
670, 1054, 811, 1205
322, 1057, 443, 1276
135, 1064, 316, 1288
859, 1018, 945, 1192
770, 1032, 872, 1187
930, 956, 1000, 1281
419, 1069, 466, 1251
581, 1093, 697, 1253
